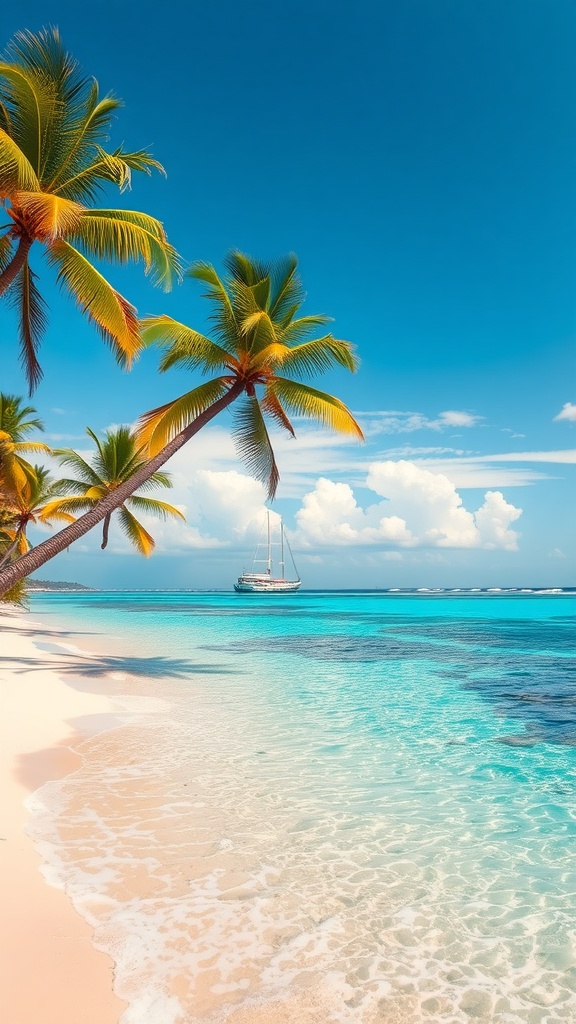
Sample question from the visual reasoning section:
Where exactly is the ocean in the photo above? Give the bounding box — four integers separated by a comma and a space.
25, 590, 576, 1023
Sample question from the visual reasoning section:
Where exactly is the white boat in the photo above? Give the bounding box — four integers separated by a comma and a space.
234, 512, 301, 593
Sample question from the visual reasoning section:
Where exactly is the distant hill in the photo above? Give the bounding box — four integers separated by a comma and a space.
28, 578, 97, 592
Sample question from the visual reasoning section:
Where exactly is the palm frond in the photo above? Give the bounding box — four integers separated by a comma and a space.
7, 261, 48, 393
270, 378, 364, 438
0, 127, 40, 194
52, 448, 104, 486
36, 506, 76, 524
240, 310, 278, 355
47, 87, 122, 194
268, 254, 302, 320
0, 394, 44, 437
260, 389, 296, 437
12, 190, 84, 238
277, 336, 359, 378
0, 57, 55, 178
187, 261, 238, 351
223, 250, 269, 286
126, 495, 185, 521
46, 240, 141, 365
8, 439, 50, 454
117, 506, 155, 556
71, 209, 181, 290
140, 316, 232, 372
0, 233, 14, 271
137, 377, 230, 455
232, 394, 280, 499
278, 315, 333, 345
41, 495, 93, 516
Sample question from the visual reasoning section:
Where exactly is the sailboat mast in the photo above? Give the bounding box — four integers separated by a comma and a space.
267, 511, 271, 574
280, 521, 285, 578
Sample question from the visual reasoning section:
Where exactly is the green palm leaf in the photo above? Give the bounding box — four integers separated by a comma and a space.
232, 395, 279, 499
141, 316, 233, 373
187, 262, 238, 351
53, 450, 104, 487
7, 261, 48, 393
46, 240, 141, 365
0, 127, 40, 193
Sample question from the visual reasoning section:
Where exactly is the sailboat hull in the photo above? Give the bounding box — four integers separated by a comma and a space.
234, 577, 301, 593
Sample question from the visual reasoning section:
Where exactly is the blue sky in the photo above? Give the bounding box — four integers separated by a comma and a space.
1, 0, 574, 589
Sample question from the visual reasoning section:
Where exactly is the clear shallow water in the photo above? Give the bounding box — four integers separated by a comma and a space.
25, 591, 576, 1023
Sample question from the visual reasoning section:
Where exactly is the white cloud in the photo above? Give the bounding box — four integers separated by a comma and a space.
295, 461, 522, 552
554, 403, 576, 423
438, 410, 479, 428
356, 409, 483, 435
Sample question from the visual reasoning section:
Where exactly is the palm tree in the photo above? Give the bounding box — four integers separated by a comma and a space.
0, 392, 50, 498
0, 252, 363, 594
43, 426, 185, 555
0, 464, 75, 568
0, 27, 180, 392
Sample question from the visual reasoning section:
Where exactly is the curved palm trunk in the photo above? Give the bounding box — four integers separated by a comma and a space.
0, 380, 244, 596
0, 236, 33, 295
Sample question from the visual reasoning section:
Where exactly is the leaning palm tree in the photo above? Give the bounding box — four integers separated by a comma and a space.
0, 392, 50, 497
0, 464, 75, 568
43, 426, 185, 555
0, 252, 363, 594
0, 27, 180, 391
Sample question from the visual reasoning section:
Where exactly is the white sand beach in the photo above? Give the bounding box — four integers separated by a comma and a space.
0, 606, 126, 1024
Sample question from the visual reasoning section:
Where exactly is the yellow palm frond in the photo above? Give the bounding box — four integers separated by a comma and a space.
250, 342, 290, 370
0, 127, 40, 195
41, 496, 93, 517
46, 240, 141, 364
137, 377, 230, 455
271, 378, 364, 438
36, 507, 76, 524
13, 191, 84, 239
84, 484, 108, 500
71, 209, 182, 290
117, 506, 155, 556
240, 310, 278, 355
278, 336, 359, 377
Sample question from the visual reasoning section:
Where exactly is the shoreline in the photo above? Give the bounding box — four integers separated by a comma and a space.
0, 605, 127, 1024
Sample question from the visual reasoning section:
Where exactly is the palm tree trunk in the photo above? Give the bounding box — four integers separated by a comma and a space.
0, 236, 33, 295
0, 379, 245, 596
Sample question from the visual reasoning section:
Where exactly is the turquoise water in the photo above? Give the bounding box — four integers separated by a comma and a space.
26, 591, 576, 1023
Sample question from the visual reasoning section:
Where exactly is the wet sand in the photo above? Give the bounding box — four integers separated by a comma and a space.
0, 606, 126, 1024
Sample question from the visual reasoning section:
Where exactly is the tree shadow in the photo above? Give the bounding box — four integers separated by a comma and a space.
0, 651, 236, 680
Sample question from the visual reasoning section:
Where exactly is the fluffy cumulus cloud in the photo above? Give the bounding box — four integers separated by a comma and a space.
129, 469, 268, 554
295, 460, 522, 551
554, 402, 576, 423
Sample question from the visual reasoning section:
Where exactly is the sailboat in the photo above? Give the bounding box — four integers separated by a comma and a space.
234, 512, 301, 593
